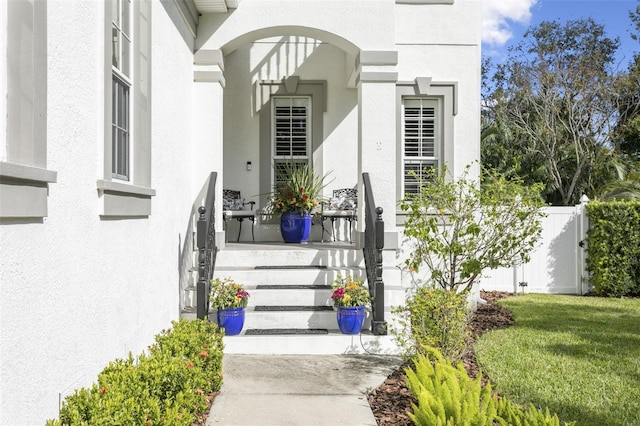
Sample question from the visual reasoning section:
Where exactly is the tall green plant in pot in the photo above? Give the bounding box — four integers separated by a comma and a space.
271, 162, 331, 243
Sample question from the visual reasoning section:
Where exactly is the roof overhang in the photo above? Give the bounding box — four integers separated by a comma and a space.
192, 0, 240, 14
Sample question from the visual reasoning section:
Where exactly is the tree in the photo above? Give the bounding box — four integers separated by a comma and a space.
613, 4, 640, 160
400, 166, 545, 293
485, 18, 621, 205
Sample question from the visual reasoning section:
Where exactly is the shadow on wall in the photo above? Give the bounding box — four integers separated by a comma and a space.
178, 175, 217, 313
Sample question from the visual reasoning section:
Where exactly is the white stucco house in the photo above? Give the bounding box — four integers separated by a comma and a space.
0, 0, 480, 423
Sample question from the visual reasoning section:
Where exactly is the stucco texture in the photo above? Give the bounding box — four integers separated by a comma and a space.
0, 2, 199, 423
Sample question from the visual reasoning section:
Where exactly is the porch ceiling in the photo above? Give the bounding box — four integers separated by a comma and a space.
193, 0, 240, 14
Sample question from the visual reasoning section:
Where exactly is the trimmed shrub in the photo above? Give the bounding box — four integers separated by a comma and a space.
47, 319, 224, 425
152, 318, 224, 394
392, 287, 471, 361
405, 347, 575, 426
586, 200, 640, 297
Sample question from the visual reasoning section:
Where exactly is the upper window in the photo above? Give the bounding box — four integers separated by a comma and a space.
99, 0, 154, 217
111, 0, 131, 180
112, 0, 131, 77
272, 97, 311, 187
402, 98, 441, 197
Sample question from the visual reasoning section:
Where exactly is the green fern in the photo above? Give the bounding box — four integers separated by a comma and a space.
405, 347, 575, 426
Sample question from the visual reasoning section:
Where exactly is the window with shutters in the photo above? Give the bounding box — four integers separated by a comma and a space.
111, 0, 131, 181
402, 98, 441, 197
272, 97, 311, 187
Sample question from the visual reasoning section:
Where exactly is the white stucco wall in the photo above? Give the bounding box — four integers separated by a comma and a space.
196, 0, 396, 54
0, 0, 481, 421
396, 0, 481, 179
0, 2, 199, 423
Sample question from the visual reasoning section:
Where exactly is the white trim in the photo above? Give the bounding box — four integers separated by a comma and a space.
172, 0, 198, 39
0, 1, 6, 161
111, 66, 132, 87
0, 162, 57, 183
97, 179, 156, 196
97, 179, 156, 218
396, 0, 454, 4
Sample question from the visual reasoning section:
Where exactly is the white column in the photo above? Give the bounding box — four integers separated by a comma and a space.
193, 50, 225, 244
356, 51, 399, 248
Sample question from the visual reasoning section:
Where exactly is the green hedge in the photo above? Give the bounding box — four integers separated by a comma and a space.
47, 319, 224, 425
586, 201, 640, 297
405, 347, 575, 426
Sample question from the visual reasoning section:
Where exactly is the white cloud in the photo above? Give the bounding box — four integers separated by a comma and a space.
482, 0, 538, 47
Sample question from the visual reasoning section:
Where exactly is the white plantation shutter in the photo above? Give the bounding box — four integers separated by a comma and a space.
272, 97, 311, 186
403, 98, 440, 196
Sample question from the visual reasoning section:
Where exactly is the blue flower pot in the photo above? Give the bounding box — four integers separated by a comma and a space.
337, 306, 365, 334
216, 307, 245, 335
280, 212, 312, 243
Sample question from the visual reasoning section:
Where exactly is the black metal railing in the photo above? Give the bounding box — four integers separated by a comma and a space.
197, 172, 218, 320
362, 173, 387, 335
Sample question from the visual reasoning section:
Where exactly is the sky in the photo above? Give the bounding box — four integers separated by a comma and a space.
482, 0, 639, 68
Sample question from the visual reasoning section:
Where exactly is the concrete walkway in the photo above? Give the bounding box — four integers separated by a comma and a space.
206, 354, 403, 425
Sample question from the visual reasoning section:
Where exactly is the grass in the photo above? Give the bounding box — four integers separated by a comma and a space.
474, 294, 640, 426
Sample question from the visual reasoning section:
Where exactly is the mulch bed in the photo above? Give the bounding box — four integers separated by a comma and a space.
367, 290, 515, 426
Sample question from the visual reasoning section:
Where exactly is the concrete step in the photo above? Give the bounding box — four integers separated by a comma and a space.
215, 245, 361, 268
215, 242, 397, 268
247, 285, 406, 307
182, 242, 404, 354
213, 267, 366, 286
250, 286, 333, 306
241, 307, 339, 330
220, 331, 400, 355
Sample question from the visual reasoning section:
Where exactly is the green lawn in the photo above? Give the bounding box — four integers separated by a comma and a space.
474, 294, 640, 426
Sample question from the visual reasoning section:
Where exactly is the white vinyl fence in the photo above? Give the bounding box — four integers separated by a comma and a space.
481, 199, 590, 295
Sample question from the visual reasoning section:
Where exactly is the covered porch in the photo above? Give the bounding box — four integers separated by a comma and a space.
191, 4, 402, 248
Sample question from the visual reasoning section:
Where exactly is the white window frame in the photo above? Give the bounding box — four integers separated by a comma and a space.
271, 96, 312, 187
0, 0, 57, 219
99, 0, 155, 218
111, 0, 132, 181
401, 98, 441, 197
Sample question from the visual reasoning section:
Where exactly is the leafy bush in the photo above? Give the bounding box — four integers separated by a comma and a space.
392, 287, 470, 360
586, 200, 640, 296
152, 317, 224, 394
405, 347, 575, 426
47, 319, 224, 425
400, 165, 545, 293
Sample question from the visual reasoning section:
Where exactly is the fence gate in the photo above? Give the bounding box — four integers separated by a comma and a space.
482, 200, 590, 295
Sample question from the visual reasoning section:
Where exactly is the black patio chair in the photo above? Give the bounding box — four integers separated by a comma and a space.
320, 188, 357, 243
222, 189, 256, 242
